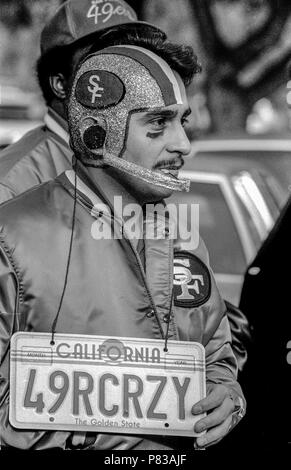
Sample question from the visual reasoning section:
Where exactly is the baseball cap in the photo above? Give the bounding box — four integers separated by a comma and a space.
41, 0, 163, 55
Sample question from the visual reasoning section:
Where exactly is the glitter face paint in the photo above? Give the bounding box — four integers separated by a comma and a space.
68, 45, 190, 192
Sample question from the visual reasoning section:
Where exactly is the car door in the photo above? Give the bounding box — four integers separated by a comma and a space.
169, 172, 257, 305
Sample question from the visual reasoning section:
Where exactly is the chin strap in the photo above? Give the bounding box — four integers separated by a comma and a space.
81, 150, 190, 192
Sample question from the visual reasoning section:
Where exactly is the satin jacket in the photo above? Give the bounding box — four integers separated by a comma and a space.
0, 108, 250, 374
0, 108, 72, 204
0, 163, 244, 450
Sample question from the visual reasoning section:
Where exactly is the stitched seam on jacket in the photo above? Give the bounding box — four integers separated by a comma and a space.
168, 237, 178, 340
0, 236, 24, 391
0, 182, 17, 193
0, 235, 24, 304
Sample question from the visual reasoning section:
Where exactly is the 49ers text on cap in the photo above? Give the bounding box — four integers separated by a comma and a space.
40, 0, 162, 55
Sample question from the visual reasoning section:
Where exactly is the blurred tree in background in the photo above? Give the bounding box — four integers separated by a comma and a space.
193, 0, 291, 133
130, 0, 291, 134
0, 0, 62, 91
1, 0, 291, 134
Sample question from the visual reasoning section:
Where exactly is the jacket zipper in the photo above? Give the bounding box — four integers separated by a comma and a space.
167, 236, 178, 340
76, 195, 165, 339
122, 223, 166, 340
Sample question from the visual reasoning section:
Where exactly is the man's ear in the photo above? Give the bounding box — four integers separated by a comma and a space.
49, 74, 67, 99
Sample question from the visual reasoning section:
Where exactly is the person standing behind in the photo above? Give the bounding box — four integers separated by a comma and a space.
0, 0, 162, 203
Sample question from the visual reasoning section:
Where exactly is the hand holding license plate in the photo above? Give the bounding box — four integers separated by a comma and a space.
10, 332, 206, 437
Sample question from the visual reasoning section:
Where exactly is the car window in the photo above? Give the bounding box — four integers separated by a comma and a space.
198, 149, 291, 193
257, 171, 288, 213
232, 171, 274, 239
233, 196, 262, 252
169, 182, 246, 275
0, 105, 31, 120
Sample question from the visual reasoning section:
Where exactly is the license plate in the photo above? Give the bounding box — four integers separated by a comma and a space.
9, 332, 205, 437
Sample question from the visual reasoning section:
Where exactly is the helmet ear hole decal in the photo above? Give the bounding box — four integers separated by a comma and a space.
83, 125, 107, 151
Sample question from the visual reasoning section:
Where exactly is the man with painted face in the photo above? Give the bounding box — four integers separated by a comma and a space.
0, 0, 164, 203
0, 32, 245, 450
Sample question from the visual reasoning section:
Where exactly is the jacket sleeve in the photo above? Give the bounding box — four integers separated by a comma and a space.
187, 236, 246, 407
178, 235, 246, 401
204, 298, 246, 410
224, 300, 252, 374
0, 245, 72, 449
0, 183, 16, 205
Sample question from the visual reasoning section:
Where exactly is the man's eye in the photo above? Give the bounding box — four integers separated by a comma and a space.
150, 118, 167, 129
181, 118, 189, 128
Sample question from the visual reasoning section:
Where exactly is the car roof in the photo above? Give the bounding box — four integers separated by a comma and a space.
191, 132, 291, 141
182, 153, 278, 177
190, 134, 291, 154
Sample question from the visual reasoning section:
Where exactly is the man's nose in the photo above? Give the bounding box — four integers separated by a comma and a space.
167, 124, 191, 156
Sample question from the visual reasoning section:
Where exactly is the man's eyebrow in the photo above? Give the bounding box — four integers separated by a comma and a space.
142, 109, 178, 120
141, 107, 192, 120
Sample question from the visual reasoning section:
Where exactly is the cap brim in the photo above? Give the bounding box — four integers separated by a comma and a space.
41, 21, 166, 55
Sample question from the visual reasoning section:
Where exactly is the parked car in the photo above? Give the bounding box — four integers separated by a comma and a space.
190, 135, 291, 193
0, 85, 44, 149
170, 137, 291, 305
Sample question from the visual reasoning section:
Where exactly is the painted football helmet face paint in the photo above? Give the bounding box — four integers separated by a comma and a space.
68, 45, 190, 191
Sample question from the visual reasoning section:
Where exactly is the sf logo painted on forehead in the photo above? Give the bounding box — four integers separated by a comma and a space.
88, 75, 104, 104
75, 70, 125, 109
87, 0, 136, 25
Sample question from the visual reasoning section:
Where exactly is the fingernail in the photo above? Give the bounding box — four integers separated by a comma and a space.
193, 406, 202, 414
198, 424, 206, 432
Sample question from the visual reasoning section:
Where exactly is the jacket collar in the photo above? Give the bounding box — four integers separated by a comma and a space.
64, 161, 143, 250
44, 107, 70, 145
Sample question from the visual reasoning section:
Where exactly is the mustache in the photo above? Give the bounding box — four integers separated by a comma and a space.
153, 157, 184, 170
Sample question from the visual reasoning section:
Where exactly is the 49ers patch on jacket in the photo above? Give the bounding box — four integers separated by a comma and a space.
173, 252, 211, 308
